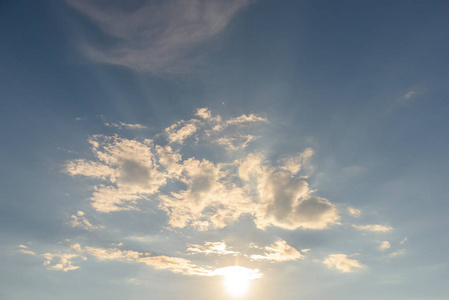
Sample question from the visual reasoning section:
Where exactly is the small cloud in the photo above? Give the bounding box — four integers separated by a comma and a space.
250, 239, 304, 263
69, 211, 104, 231
18, 245, 36, 256
352, 224, 393, 232
323, 254, 366, 273
105, 122, 148, 130
187, 241, 238, 256
404, 91, 416, 99
165, 121, 199, 144
347, 207, 361, 217
378, 241, 391, 251
400, 237, 407, 245
389, 249, 405, 258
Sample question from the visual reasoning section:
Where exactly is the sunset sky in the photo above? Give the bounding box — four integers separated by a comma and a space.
1, 1, 449, 299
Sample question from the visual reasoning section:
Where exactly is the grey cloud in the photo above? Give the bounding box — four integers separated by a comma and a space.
65, 0, 250, 74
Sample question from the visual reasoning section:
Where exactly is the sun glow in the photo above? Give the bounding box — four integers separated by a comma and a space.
213, 266, 262, 297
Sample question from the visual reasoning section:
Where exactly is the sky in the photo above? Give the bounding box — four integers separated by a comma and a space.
1, 0, 449, 299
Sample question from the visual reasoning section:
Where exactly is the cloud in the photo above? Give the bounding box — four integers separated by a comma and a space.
71, 243, 211, 275
43, 253, 82, 272
352, 224, 393, 232
389, 249, 405, 258
105, 122, 148, 130
250, 239, 304, 262
18, 245, 36, 256
347, 207, 361, 217
216, 134, 259, 151
323, 254, 366, 273
65, 135, 166, 212
400, 237, 407, 245
379, 241, 391, 251
65, 0, 250, 74
165, 120, 199, 144
187, 241, 238, 255
404, 91, 416, 99
69, 210, 104, 231
66, 109, 339, 231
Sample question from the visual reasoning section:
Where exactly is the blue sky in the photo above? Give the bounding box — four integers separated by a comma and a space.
1, 1, 449, 299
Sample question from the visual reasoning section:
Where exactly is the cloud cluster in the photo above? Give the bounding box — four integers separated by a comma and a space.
65, 0, 250, 74
66, 108, 339, 231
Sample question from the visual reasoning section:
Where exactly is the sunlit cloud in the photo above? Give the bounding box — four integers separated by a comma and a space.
104, 122, 148, 130
389, 249, 405, 258
347, 207, 361, 217
187, 241, 238, 256
69, 210, 104, 231
65, 0, 251, 74
18, 245, 36, 256
352, 224, 393, 232
250, 239, 305, 262
323, 254, 366, 273
43, 252, 83, 272
378, 241, 391, 251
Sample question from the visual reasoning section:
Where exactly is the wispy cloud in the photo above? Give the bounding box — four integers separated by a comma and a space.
352, 224, 393, 232
18, 245, 36, 256
65, 0, 250, 74
347, 207, 361, 217
69, 211, 104, 231
250, 239, 304, 262
105, 122, 148, 130
187, 241, 238, 255
323, 254, 365, 273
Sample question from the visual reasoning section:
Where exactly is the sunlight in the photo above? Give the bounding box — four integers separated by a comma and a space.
213, 266, 262, 298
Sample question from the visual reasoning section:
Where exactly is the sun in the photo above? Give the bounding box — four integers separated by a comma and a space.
213, 266, 262, 298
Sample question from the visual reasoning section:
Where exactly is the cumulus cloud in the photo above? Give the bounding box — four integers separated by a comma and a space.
323, 254, 365, 273
187, 241, 238, 255
352, 224, 393, 232
71, 243, 210, 275
250, 239, 304, 262
65, 0, 250, 74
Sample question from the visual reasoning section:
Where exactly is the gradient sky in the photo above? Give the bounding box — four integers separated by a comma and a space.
1, 1, 449, 299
